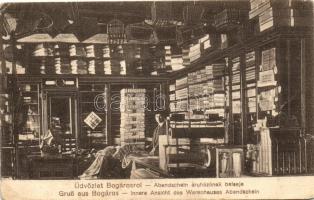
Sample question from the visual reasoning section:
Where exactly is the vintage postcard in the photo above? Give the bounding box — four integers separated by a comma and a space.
1, 0, 314, 199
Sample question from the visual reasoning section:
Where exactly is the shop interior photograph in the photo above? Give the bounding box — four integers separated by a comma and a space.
0, 0, 314, 180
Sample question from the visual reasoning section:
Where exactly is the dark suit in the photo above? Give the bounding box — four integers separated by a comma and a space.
149, 122, 167, 155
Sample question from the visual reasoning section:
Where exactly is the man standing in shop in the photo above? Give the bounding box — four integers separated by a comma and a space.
147, 112, 168, 156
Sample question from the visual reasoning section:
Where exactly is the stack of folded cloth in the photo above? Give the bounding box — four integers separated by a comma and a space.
120, 60, 127, 75
182, 43, 201, 66
88, 60, 96, 74
171, 54, 184, 71
164, 45, 172, 71
102, 45, 110, 58
104, 60, 112, 75
70, 60, 78, 74
54, 57, 62, 74
120, 88, 146, 148
85, 45, 95, 58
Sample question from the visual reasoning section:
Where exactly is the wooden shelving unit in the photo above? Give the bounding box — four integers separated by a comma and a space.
79, 83, 108, 149
17, 82, 41, 149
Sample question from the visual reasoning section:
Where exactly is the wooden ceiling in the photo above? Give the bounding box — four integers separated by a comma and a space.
5, 1, 249, 23
2, 1, 249, 38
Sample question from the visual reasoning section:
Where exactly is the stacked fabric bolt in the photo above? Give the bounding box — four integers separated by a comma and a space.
134, 47, 143, 72
182, 42, 201, 65
213, 93, 225, 107
188, 69, 205, 84
203, 82, 214, 95
39, 59, 45, 74
69, 45, 79, 74
32, 44, 53, 74
249, 0, 313, 32
171, 54, 184, 71
85, 45, 95, 58
261, 47, 276, 71
120, 88, 146, 148
120, 60, 126, 75
213, 79, 224, 93
54, 57, 62, 74
169, 102, 176, 112
104, 60, 112, 75
247, 87, 257, 113
246, 51, 257, 113
199, 34, 211, 51
225, 74, 230, 107
257, 48, 277, 87
257, 47, 279, 115
164, 45, 172, 70
175, 76, 188, 90
188, 84, 203, 97
88, 60, 96, 74
169, 93, 176, 101
69, 44, 76, 57
169, 84, 175, 93
212, 63, 225, 77
102, 45, 110, 58
232, 57, 241, 114
246, 51, 256, 81
220, 34, 228, 49
134, 47, 141, 59
176, 100, 188, 112
175, 88, 188, 100
70, 60, 78, 74
54, 44, 70, 74
117, 45, 123, 56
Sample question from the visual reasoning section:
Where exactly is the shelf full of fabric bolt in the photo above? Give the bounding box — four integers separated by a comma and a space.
79, 84, 108, 148
188, 63, 225, 128
245, 51, 257, 115
249, 0, 313, 32
231, 57, 241, 114
257, 47, 280, 118
17, 83, 41, 145
182, 34, 211, 66
170, 76, 189, 128
26, 43, 128, 75
224, 70, 230, 109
